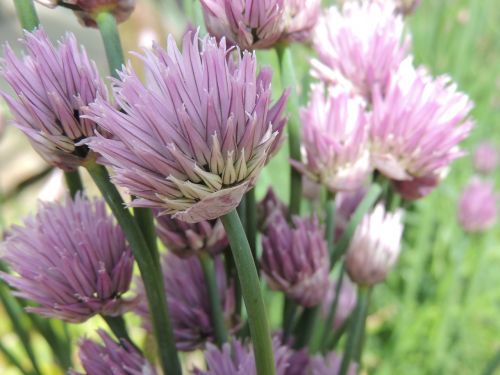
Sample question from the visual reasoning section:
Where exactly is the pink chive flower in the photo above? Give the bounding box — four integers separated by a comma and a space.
393, 171, 444, 201
458, 178, 497, 233
371, 59, 474, 182
309, 352, 357, 375
35, 0, 135, 27
135, 253, 235, 351
473, 142, 498, 174
261, 211, 329, 307
281, 0, 322, 43
346, 204, 404, 286
200, 0, 285, 50
0, 195, 135, 323
311, 1, 410, 99
85, 32, 288, 223
257, 187, 289, 231
321, 276, 357, 331
293, 84, 371, 193
69, 329, 157, 375
194, 337, 291, 375
1, 29, 107, 171
155, 212, 228, 257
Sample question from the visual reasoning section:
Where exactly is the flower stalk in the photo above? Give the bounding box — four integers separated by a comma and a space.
64, 170, 83, 198
221, 209, 275, 375
95, 11, 125, 78
13, 0, 39, 31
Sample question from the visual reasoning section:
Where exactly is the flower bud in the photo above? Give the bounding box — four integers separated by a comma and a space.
257, 188, 289, 232
321, 276, 357, 330
473, 142, 498, 174
458, 178, 497, 233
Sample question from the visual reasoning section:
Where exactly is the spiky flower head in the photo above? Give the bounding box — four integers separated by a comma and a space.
0, 195, 135, 323
261, 211, 329, 307
194, 337, 291, 375
35, 0, 135, 27
312, 1, 410, 98
85, 32, 288, 223
70, 329, 157, 375
257, 187, 289, 231
458, 178, 497, 233
136, 253, 235, 351
371, 59, 474, 182
473, 142, 498, 174
293, 84, 371, 192
200, 0, 285, 50
1, 29, 107, 171
309, 352, 357, 375
155, 212, 227, 257
321, 276, 357, 331
346, 204, 403, 286
281, 0, 322, 43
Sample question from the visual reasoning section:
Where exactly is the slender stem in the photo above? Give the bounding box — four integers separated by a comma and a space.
331, 184, 382, 266
245, 188, 257, 265
85, 161, 181, 375
293, 306, 319, 349
102, 315, 135, 347
325, 191, 336, 257
282, 296, 297, 341
64, 170, 83, 198
221, 210, 275, 375
321, 264, 346, 349
133, 207, 159, 263
13, 0, 39, 31
0, 340, 30, 375
276, 45, 302, 217
198, 252, 228, 346
339, 286, 371, 375
95, 12, 125, 78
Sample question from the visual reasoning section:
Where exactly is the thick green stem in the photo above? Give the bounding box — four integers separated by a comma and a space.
325, 191, 336, 257
293, 306, 319, 349
245, 188, 257, 265
102, 315, 135, 347
199, 252, 228, 346
282, 296, 297, 341
339, 287, 371, 375
95, 12, 125, 78
64, 170, 84, 198
85, 161, 181, 375
276, 45, 302, 217
13, 0, 39, 31
221, 210, 275, 375
134, 207, 159, 264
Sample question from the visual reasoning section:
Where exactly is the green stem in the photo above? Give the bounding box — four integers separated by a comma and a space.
331, 184, 382, 266
321, 264, 346, 349
13, 0, 39, 31
64, 170, 83, 198
95, 11, 125, 78
293, 306, 319, 349
133, 207, 159, 264
276, 45, 302, 217
245, 188, 257, 265
198, 252, 228, 346
0, 340, 31, 375
102, 315, 135, 347
85, 161, 181, 375
282, 296, 297, 341
325, 191, 336, 257
339, 286, 371, 375
221, 210, 275, 375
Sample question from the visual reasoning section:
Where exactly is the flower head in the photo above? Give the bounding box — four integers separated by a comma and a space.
473, 142, 498, 174
346, 204, 403, 286
155, 213, 227, 257
35, 0, 135, 27
1, 29, 107, 171
194, 337, 291, 375
0, 195, 135, 323
293, 84, 371, 192
312, 1, 410, 98
261, 211, 329, 307
70, 329, 157, 375
281, 0, 321, 42
321, 276, 357, 331
458, 178, 497, 233
136, 253, 235, 351
85, 32, 288, 223
309, 352, 357, 375
371, 60, 474, 182
200, 0, 285, 50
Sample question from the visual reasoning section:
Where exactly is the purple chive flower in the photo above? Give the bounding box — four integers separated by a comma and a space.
311, 1, 410, 99
309, 352, 357, 375
293, 84, 371, 192
136, 253, 235, 351
200, 0, 285, 50
257, 187, 289, 231
69, 329, 157, 375
0, 195, 135, 323
35, 0, 135, 27
85, 32, 288, 223
321, 276, 357, 331
473, 142, 498, 174
261, 211, 329, 307
194, 337, 291, 375
346, 204, 404, 286
371, 59, 474, 182
1, 28, 108, 171
458, 178, 497, 233
155, 213, 228, 257
281, 0, 322, 43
